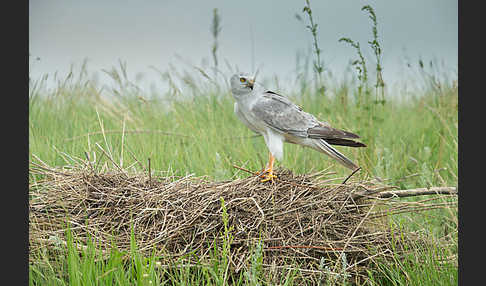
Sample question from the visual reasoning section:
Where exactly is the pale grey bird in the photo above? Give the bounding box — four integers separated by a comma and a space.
230, 72, 366, 182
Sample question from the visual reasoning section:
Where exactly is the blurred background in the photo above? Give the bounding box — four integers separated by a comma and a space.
29, 0, 457, 94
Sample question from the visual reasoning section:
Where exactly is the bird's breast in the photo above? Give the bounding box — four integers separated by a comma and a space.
234, 102, 266, 134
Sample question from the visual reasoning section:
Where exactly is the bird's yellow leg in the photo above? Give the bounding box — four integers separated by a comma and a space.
255, 152, 272, 177
261, 152, 277, 182
256, 153, 272, 177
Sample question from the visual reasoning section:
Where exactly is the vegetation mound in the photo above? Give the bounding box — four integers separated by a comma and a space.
29, 160, 456, 283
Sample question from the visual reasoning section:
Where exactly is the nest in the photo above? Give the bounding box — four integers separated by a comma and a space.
29, 161, 456, 284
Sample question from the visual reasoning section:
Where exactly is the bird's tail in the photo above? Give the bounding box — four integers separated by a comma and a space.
314, 139, 359, 171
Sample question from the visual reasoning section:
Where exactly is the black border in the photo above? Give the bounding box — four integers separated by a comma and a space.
7, 0, 29, 284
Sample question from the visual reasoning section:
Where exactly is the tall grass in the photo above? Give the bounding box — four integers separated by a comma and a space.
338, 4, 389, 171
299, 0, 325, 96
29, 63, 457, 188
211, 8, 222, 79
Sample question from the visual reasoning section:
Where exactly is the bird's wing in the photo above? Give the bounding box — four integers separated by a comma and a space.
251, 91, 318, 138
251, 91, 364, 145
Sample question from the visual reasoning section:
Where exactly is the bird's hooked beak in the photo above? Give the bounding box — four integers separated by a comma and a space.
247, 78, 255, 90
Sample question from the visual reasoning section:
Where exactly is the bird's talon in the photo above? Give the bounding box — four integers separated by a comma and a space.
256, 168, 267, 178
260, 173, 277, 183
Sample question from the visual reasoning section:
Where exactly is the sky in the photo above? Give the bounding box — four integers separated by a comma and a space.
29, 0, 457, 93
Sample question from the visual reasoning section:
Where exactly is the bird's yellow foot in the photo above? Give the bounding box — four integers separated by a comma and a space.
256, 168, 267, 178
258, 151, 277, 182
260, 170, 277, 182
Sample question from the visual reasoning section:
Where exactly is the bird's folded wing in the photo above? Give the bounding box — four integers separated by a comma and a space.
307, 124, 360, 139
251, 91, 364, 145
251, 91, 319, 138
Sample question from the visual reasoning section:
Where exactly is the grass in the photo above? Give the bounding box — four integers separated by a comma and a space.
28, 65, 457, 285
29, 222, 304, 286
29, 71, 457, 188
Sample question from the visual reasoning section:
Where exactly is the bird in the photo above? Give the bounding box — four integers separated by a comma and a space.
229, 72, 366, 182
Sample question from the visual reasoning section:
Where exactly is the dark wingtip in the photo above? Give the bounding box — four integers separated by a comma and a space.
324, 138, 367, 148
343, 130, 360, 139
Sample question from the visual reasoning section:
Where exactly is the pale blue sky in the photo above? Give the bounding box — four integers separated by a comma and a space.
29, 0, 457, 92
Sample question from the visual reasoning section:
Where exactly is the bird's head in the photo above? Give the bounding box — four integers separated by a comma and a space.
230, 73, 255, 96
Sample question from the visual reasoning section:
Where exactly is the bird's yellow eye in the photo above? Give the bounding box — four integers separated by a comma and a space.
240, 78, 246, 83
